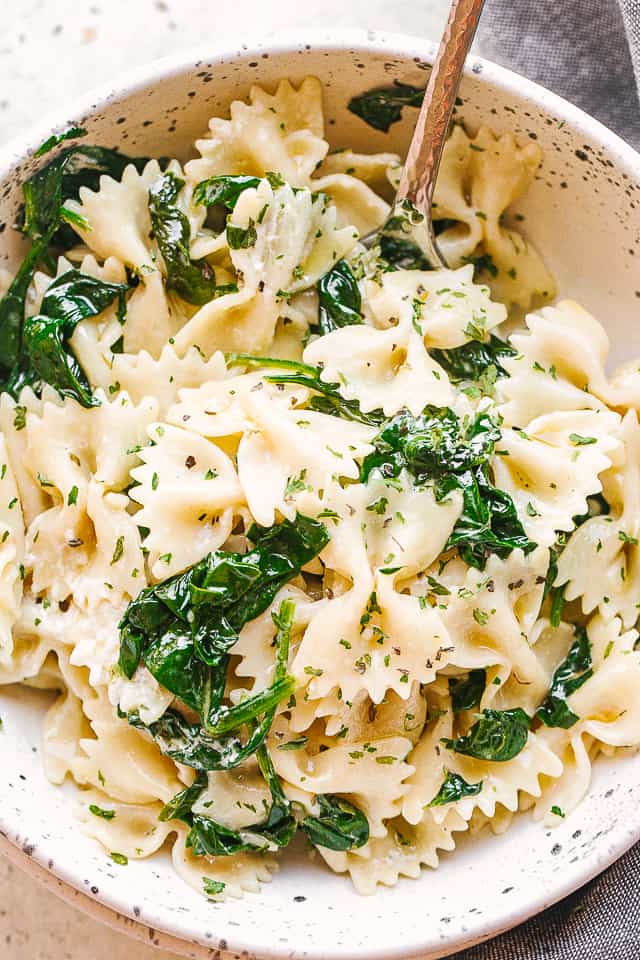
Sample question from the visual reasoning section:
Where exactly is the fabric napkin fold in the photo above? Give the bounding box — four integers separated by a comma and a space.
449, 3, 640, 957
478, 0, 640, 148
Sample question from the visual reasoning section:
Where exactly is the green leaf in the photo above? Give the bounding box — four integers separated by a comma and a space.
461, 251, 499, 279
40, 268, 129, 327
1, 131, 146, 387
165, 743, 297, 857
34, 126, 87, 158
120, 536, 323, 773
361, 405, 535, 569
23, 144, 153, 249
430, 334, 515, 384
226, 219, 257, 249
536, 625, 592, 728
450, 669, 486, 713
441, 708, 531, 761
159, 772, 208, 822
89, 804, 116, 820
226, 354, 384, 427
110, 852, 128, 865
193, 175, 261, 209
20, 269, 129, 407
428, 770, 483, 806
378, 235, 430, 270
301, 794, 370, 850
22, 316, 96, 406
148, 171, 227, 305
348, 82, 425, 132
447, 467, 536, 570
119, 514, 328, 692
316, 260, 362, 335
202, 877, 226, 896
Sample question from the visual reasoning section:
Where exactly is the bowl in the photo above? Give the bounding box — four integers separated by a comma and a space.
1, 28, 639, 960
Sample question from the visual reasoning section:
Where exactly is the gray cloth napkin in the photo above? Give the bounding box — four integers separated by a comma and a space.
448, 3, 640, 958
477, 0, 640, 148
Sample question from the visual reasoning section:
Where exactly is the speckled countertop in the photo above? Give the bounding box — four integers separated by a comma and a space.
0, 2, 454, 958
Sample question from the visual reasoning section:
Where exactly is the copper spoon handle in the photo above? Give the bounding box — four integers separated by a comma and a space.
393, 0, 486, 267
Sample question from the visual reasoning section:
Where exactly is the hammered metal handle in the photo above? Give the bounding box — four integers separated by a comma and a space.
396, 0, 486, 266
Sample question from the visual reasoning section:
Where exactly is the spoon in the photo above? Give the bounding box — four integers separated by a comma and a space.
368, 0, 486, 267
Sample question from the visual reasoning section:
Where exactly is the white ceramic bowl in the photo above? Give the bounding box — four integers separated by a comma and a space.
1, 29, 640, 960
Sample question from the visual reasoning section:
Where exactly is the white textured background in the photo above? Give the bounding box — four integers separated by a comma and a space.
0, 2, 451, 958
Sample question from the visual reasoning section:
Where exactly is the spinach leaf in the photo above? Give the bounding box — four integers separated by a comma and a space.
129, 709, 253, 770
0, 142, 150, 387
441, 708, 531, 762
34, 126, 87, 159
360, 407, 500, 485
159, 772, 208, 822
0, 244, 54, 383
428, 771, 483, 806
361, 405, 535, 569
161, 742, 297, 855
461, 252, 499, 279
378, 235, 430, 271
17, 269, 130, 406
543, 498, 610, 629
40, 268, 128, 327
193, 175, 261, 210
430, 335, 516, 384
543, 544, 566, 628
348, 82, 425, 133
301, 794, 370, 851
450, 669, 486, 713
148, 172, 232, 305
447, 467, 536, 570
203, 878, 226, 896
119, 513, 327, 688
130, 599, 294, 771
536, 625, 592, 729
226, 354, 385, 427
22, 144, 152, 250
226, 220, 257, 249
316, 260, 362, 335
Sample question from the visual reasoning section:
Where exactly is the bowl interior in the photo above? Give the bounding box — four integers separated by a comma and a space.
1, 31, 640, 960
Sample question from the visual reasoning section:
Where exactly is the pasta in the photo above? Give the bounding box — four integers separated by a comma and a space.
0, 75, 637, 902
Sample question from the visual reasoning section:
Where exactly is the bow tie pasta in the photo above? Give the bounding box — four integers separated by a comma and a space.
0, 75, 637, 901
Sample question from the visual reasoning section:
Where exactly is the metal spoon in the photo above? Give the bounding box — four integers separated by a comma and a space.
368, 0, 486, 267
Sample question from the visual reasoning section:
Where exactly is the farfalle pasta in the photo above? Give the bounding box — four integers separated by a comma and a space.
0, 76, 637, 901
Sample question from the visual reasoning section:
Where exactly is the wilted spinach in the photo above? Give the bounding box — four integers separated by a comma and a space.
301, 793, 370, 850
226, 220, 257, 250
119, 514, 328, 718
161, 753, 369, 856
7, 268, 129, 405
428, 770, 483, 806
148, 171, 235, 305
378, 234, 430, 271
316, 260, 362, 335
226, 354, 384, 427
131, 598, 296, 771
450, 669, 486, 713
430, 334, 515, 385
536, 625, 592, 729
361, 405, 535, 569
193, 175, 261, 210
348, 82, 425, 133
0, 133, 150, 391
441, 708, 531, 762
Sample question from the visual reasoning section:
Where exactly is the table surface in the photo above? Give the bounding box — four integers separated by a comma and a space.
0, 1, 452, 958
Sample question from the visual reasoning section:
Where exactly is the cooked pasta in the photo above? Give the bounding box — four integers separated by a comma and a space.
0, 76, 637, 900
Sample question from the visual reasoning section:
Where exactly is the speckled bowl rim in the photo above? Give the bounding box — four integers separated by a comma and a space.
1, 27, 639, 960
